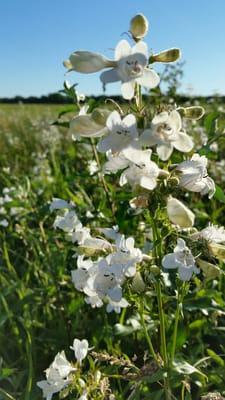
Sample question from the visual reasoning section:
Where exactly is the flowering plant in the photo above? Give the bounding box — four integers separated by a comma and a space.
36, 13, 225, 400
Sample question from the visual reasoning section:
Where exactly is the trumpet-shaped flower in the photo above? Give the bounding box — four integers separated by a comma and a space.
64, 40, 159, 99
37, 351, 75, 400
162, 238, 199, 281
140, 110, 193, 160
119, 148, 160, 191
70, 338, 89, 364
176, 154, 215, 198
69, 106, 109, 139
53, 210, 81, 233
100, 40, 159, 99
97, 111, 138, 154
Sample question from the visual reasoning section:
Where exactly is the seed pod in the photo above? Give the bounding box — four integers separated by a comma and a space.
167, 197, 195, 228
91, 108, 110, 125
130, 14, 149, 40
178, 106, 205, 120
149, 48, 181, 63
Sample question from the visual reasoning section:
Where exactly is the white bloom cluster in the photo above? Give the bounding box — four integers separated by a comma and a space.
50, 200, 143, 312
37, 338, 89, 400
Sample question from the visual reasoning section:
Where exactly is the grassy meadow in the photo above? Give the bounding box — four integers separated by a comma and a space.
0, 100, 225, 399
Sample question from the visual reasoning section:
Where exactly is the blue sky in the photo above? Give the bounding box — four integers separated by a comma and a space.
0, 0, 225, 97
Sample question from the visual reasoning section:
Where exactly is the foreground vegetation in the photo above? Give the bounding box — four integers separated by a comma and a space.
1, 13, 225, 400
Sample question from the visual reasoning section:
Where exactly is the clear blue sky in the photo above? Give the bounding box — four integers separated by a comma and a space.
0, 0, 225, 97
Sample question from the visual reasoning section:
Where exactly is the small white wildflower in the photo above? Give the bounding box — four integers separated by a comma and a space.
70, 338, 89, 364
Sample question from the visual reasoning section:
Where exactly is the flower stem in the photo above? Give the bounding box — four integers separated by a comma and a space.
90, 138, 116, 218
171, 292, 180, 363
139, 300, 159, 364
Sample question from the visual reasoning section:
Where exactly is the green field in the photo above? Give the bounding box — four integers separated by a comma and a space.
0, 101, 225, 400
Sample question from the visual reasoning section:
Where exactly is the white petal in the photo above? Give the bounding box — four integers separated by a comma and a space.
173, 132, 194, 152
100, 68, 120, 85
108, 286, 122, 302
152, 112, 169, 125
132, 41, 148, 58
137, 68, 160, 88
157, 144, 173, 160
106, 110, 121, 131
115, 40, 132, 60
162, 254, 179, 269
122, 114, 137, 129
140, 176, 157, 190
178, 267, 193, 281
140, 129, 158, 146
168, 110, 182, 131
69, 51, 115, 73
121, 81, 135, 99
119, 171, 128, 186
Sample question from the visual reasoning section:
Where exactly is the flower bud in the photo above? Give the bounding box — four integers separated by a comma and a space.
208, 243, 225, 261
130, 14, 149, 40
178, 106, 205, 120
197, 259, 222, 280
150, 265, 160, 275
91, 108, 110, 125
167, 197, 195, 228
132, 272, 146, 293
149, 48, 181, 64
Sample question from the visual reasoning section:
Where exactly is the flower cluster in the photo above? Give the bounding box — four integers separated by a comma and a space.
37, 338, 89, 400
51, 199, 144, 312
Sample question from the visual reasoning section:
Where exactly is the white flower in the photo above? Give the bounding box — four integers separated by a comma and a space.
119, 148, 160, 191
84, 258, 123, 303
87, 160, 98, 175
176, 154, 216, 198
106, 298, 129, 313
0, 219, 8, 227
64, 40, 159, 100
37, 351, 75, 400
100, 40, 159, 99
166, 197, 195, 228
49, 351, 75, 379
162, 238, 200, 281
53, 210, 81, 233
140, 110, 193, 160
70, 338, 89, 364
192, 224, 225, 244
97, 111, 138, 153
71, 256, 94, 291
110, 235, 143, 277
69, 106, 109, 139
50, 198, 72, 212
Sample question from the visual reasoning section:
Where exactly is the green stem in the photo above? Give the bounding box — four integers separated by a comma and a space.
171, 294, 180, 363
139, 300, 159, 364
155, 282, 168, 366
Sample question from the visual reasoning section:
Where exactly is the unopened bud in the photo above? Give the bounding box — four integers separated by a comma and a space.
208, 243, 225, 261
167, 196, 195, 228
63, 59, 73, 69
168, 176, 180, 186
178, 106, 205, 120
91, 108, 110, 125
132, 272, 146, 293
149, 48, 181, 64
150, 265, 160, 275
130, 14, 149, 40
197, 259, 222, 280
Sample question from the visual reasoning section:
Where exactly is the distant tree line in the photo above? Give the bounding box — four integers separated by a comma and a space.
0, 92, 224, 105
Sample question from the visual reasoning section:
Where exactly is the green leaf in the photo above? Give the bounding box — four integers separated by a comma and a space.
214, 185, 225, 203
204, 111, 220, 137
173, 360, 207, 378
207, 349, 224, 366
